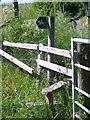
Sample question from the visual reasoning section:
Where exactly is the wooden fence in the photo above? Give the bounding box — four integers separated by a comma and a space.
0, 40, 72, 106
0, 40, 72, 77
0, 40, 72, 105
0, 38, 90, 119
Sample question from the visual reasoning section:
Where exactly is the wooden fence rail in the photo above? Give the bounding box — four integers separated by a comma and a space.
39, 44, 71, 58
36, 59, 72, 77
0, 49, 33, 74
2, 41, 71, 58
0, 40, 72, 77
3, 41, 38, 50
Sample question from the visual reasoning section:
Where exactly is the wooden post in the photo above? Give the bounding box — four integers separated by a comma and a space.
47, 16, 54, 84
36, 44, 43, 88
13, 0, 19, 17
47, 16, 54, 105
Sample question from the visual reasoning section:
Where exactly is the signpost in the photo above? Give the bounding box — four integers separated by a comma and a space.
36, 16, 54, 84
36, 16, 48, 87
47, 17, 54, 85
36, 16, 54, 105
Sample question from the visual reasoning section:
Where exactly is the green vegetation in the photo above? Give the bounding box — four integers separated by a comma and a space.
1, 2, 89, 119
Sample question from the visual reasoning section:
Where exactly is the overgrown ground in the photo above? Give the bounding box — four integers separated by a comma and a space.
1, 3, 88, 119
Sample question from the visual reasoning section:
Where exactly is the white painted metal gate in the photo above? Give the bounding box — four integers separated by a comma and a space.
71, 38, 90, 119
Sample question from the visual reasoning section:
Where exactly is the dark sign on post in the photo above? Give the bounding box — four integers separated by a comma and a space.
36, 16, 48, 29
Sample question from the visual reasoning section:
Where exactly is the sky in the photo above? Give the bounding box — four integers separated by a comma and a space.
0, 0, 35, 4
0, 0, 88, 4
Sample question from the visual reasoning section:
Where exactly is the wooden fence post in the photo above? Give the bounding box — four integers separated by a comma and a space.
13, 0, 19, 17
47, 16, 54, 105
36, 44, 43, 88
47, 16, 54, 84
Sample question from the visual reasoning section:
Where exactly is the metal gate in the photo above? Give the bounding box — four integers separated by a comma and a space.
71, 38, 90, 119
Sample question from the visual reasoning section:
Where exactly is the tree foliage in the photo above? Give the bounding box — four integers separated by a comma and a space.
32, 2, 87, 18
60, 2, 87, 18
32, 2, 61, 16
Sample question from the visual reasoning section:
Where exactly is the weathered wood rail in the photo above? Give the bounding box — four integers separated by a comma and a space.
1, 41, 71, 57
39, 44, 71, 58
36, 59, 72, 77
1, 41, 72, 76
42, 81, 65, 105
0, 49, 33, 74
2, 41, 38, 50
